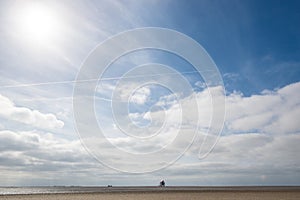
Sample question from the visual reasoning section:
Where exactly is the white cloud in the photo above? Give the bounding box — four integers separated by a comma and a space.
96, 81, 300, 176
0, 94, 64, 129
129, 86, 151, 105
1, 81, 300, 185
96, 81, 300, 167
226, 82, 300, 134
223, 72, 240, 81
0, 130, 92, 168
194, 81, 207, 89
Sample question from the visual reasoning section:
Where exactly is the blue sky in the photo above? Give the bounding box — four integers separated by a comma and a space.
0, 0, 299, 186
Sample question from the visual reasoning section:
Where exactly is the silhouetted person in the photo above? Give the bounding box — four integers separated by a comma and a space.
160, 180, 165, 187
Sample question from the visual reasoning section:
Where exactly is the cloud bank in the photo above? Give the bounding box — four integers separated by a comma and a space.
0, 81, 299, 185
0, 94, 64, 130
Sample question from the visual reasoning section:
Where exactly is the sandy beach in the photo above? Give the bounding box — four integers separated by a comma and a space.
1, 191, 300, 200
1, 187, 300, 200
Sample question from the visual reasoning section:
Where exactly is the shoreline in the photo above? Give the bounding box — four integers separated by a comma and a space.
1, 189, 300, 200
1, 186, 300, 195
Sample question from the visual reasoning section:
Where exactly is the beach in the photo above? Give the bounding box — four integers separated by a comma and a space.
1, 187, 300, 200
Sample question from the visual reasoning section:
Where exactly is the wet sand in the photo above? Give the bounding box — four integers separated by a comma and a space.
1, 187, 300, 200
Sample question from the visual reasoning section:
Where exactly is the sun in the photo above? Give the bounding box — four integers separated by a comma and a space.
17, 3, 60, 44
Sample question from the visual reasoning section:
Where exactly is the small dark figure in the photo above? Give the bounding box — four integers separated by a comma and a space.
160, 180, 165, 187
107, 185, 112, 187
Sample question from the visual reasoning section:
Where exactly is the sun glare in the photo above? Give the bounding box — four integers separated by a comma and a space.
17, 4, 60, 44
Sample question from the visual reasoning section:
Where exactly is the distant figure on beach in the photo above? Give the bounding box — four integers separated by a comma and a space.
160, 180, 165, 187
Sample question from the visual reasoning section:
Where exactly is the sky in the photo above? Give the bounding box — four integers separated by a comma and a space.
0, 0, 300, 186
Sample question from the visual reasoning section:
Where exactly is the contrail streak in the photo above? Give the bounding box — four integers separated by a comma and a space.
0, 70, 211, 89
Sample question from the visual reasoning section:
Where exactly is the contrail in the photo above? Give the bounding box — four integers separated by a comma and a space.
0, 70, 210, 89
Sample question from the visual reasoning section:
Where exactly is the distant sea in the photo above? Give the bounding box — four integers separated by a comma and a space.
0, 186, 108, 195
1, 186, 299, 195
